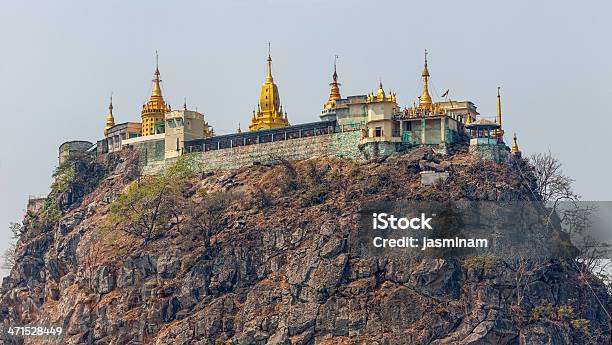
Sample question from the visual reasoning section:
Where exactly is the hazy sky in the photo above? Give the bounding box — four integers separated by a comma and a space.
1, 1, 611, 276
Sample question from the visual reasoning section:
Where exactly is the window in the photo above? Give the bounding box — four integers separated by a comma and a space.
392, 123, 400, 137
375, 127, 382, 137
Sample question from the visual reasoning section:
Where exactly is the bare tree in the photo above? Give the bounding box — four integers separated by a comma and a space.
557, 202, 611, 277
559, 203, 595, 240
576, 236, 611, 276
514, 151, 611, 327
189, 190, 237, 236
82, 235, 103, 290
505, 254, 547, 310
2, 222, 23, 271
9, 222, 23, 239
270, 154, 299, 191
514, 151, 579, 232
2, 242, 16, 270
529, 151, 577, 206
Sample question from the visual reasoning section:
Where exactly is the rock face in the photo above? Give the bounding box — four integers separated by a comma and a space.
1, 148, 610, 345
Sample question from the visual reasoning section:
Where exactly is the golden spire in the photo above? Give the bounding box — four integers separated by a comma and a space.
419, 49, 433, 109
323, 55, 341, 110
495, 87, 505, 139
141, 51, 171, 136
151, 51, 163, 98
377, 80, 386, 101
333, 55, 338, 81
266, 42, 273, 83
104, 94, 115, 136
145, 51, 166, 106
497, 87, 502, 125
249, 44, 289, 131
511, 133, 520, 153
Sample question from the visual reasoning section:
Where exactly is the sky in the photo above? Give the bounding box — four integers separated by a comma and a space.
1, 0, 611, 277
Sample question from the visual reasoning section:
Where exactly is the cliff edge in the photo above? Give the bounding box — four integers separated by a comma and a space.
1, 148, 610, 344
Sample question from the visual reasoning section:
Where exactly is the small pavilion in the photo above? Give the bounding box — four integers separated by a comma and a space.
465, 119, 506, 162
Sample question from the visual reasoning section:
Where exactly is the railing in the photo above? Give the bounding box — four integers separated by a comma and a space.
394, 110, 471, 124
393, 111, 438, 120
184, 120, 342, 154
335, 121, 365, 133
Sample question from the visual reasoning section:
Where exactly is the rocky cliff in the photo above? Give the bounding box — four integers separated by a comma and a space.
1, 148, 610, 344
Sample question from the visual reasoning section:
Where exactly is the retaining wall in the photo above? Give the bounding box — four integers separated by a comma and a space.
142, 130, 363, 175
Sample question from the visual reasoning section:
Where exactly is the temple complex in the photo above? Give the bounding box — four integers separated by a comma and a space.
61, 49, 523, 170
322, 51, 482, 156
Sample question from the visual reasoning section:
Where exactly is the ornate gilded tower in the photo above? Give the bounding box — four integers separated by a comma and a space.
418, 50, 433, 111
323, 56, 342, 110
511, 133, 520, 153
510, 133, 522, 158
249, 45, 289, 131
141, 54, 171, 136
366, 81, 397, 103
104, 94, 115, 136
494, 87, 505, 140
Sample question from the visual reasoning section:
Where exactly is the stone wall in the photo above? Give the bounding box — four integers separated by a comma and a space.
123, 138, 166, 173
360, 141, 398, 160
26, 197, 47, 213
58, 141, 94, 165
420, 171, 450, 186
469, 143, 508, 163
142, 130, 363, 175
